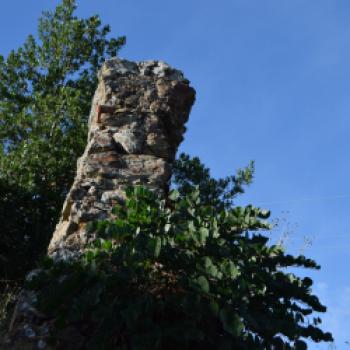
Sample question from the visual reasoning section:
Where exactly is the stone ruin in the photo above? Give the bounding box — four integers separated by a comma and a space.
49, 57, 195, 259
3, 58, 195, 349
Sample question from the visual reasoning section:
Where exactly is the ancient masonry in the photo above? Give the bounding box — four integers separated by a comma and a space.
49, 58, 195, 259
4, 58, 195, 349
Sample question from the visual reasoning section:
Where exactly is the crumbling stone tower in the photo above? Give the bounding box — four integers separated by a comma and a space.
49, 58, 195, 260
4, 58, 195, 349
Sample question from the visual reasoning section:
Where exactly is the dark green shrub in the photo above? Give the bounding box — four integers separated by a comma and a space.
28, 186, 332, 349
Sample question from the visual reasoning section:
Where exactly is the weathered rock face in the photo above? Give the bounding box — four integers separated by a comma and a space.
3, 58, 195, 349
48, 58, 195, 261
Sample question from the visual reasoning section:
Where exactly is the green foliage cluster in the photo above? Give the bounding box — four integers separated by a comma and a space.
172, 153, 254, 210
29, 178, 332, 349
0, 0, 125, 278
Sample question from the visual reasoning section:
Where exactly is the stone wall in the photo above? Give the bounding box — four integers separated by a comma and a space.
49, 58, 195, 260
3, 58, 195, 349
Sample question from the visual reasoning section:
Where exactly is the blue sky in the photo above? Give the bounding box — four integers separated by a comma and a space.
1, 1, 349, 348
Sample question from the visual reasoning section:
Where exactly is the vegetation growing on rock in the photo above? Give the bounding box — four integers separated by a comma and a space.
29, 176, 333, 349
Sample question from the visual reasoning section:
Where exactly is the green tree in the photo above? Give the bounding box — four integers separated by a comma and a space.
29, 168, 333, 349
172, 153, 254, 210
0, 0, 125, 278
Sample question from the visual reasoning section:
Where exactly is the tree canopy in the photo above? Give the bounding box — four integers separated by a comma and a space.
0, 0, 125, 278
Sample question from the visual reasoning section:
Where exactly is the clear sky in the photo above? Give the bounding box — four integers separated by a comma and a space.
0, 1, 349, 348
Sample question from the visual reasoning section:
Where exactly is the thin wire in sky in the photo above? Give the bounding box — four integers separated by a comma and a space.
255, 194, 350, 206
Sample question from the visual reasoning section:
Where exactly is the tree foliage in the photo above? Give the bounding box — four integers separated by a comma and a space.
29, 167, 333, 349
172, 153, 254, 209
0, 0, 125, 278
